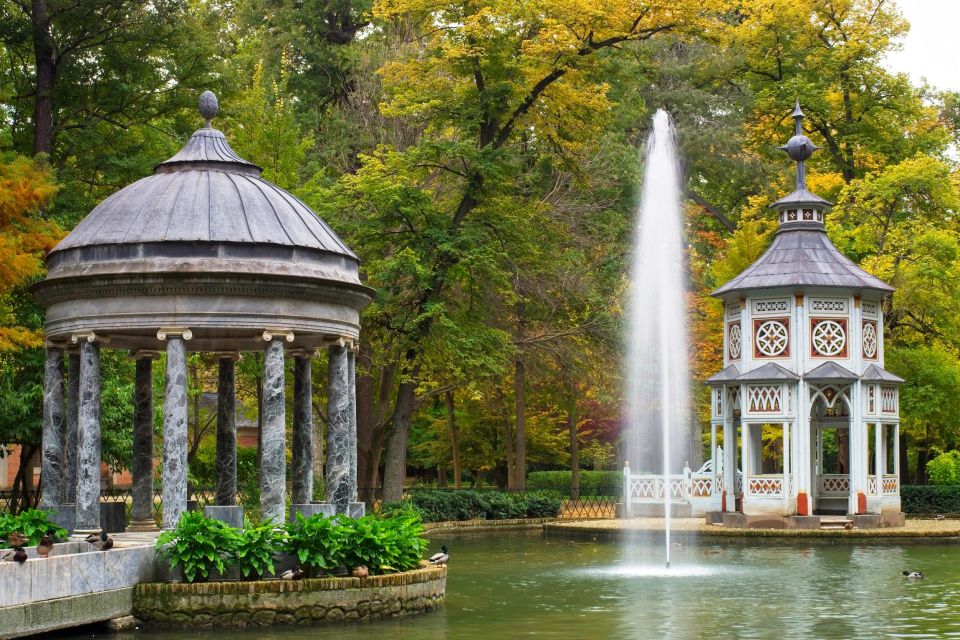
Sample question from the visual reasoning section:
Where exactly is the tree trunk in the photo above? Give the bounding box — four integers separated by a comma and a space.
513, 356, 526, 490
899, 432, 910, 486
31, 0, 56, 156
437, 464, 447, 487
358, 360, 396, 497
500, 386, 515, 488
567, 388, 580, 501
917, 440, 929, 485
445, 390, 462, 489
382, 378, 417, 501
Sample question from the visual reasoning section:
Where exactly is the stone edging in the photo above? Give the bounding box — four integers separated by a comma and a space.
132, 565, 446, 627
543, 522, 960, 542
424, 517, 559, 533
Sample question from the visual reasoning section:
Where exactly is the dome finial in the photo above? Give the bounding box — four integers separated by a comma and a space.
778, 98, 818, 190
199, 91, 218, 128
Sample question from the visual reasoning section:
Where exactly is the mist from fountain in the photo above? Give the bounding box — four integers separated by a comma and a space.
623, 109, 690, 569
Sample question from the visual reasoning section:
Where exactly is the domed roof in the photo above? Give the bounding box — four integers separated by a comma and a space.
35, 92, 371, 352
53, 128, 355, 259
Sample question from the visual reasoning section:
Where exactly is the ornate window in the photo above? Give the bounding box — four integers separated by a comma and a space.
727, 322, 742, 360
881, 387, 897, 414
811, 318, 847, 358
787, 210, 798, 221
862, 321, 878, 359
803, 209, 814, 220
754, 318, 790, 358
862, 301, 879, 318
747, 385, 782, 413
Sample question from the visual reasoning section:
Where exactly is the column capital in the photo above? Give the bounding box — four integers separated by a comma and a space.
157, 327, 192, 341
211, 351, 241, 361
288, 348, 317, 359
44, 338, 68, 350
71, 331, 108, 345
262, 329, 294, 343
326, 336, 356, 350
131, 349, 162, 361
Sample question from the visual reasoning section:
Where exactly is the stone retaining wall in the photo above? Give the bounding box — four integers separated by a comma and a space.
133, 564, 446, 627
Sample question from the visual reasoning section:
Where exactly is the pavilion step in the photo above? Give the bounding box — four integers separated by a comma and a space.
820, 518, 854, 530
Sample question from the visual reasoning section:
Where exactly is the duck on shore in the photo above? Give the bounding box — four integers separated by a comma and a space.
2, 532, 28, 548
85, 531, 114, 551
37, 531, 57, 558
429, 545, 449, 566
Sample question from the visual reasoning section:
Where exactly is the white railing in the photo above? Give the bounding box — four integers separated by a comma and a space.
626, 474, 687, 504
690, 475, 713, 498
818, 474, 850, 495
622, 456, 742, 516
746, 475, 783, 497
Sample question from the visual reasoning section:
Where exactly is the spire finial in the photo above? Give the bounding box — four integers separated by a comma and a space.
199, 91, 218, 128
778, 99, 818, 191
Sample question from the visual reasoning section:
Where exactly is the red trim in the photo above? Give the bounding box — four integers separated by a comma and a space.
797, 491, 809, 516
753, 317, 790, 359
857, 491, 867, 515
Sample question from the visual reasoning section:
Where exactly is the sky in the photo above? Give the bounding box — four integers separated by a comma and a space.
885, 1, 960, 92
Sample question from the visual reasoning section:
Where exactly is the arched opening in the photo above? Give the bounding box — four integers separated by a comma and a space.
809, 385, 851, 515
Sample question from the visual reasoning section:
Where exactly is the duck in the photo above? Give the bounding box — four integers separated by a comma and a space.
0, 546, 27, 563
36, 531, 56, 558
2, 532, 28, 548
902, 570, 924, 579
351, 565, 369, 578
280, 567, 305, 580
85, 531, 113, 551
429, 545, 449, 565
936, 514, 946, 521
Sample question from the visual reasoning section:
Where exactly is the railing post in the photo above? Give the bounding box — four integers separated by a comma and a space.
622, 461, 631, 518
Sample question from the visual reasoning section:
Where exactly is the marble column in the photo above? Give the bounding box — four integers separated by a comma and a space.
215, 354, 239, 506
292, 353, 313, 505
261, 334, 288, 523
74, 336, 101, 534
65, 351, 80, 504
160, 330, 190, 530
326, 342, 351, 514
347, 348, 358, 504
40, 345, 66, 507
130, 352, 158, 530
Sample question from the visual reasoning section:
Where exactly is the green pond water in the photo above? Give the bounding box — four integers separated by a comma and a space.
59, 530, 960, 639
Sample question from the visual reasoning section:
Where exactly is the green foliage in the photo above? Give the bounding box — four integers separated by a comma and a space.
234, 520, 286, 580
284, 512, 341, 576
155, 512, 240, 583
527, 471, 622, 497
335, 511, 427, 575
901, 485, 960, 514
0, 509, 67, 547
927, 452, 960, 486
387, 490, 561, 522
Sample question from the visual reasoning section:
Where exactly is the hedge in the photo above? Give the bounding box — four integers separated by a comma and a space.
901, 485, 960, 514
384, 490, 562, 522
526, 471, 621, 497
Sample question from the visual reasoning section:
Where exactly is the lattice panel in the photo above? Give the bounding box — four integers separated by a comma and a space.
881, 387, 897, 414
728, 322, 742, 360
747, 385, 782, 413
754, 318, 790, 357
747, 477, 783, 496
726, 303, 742, 319
819, 475, 850, 493
862, 301, 879, 318
862, 321, 878, 359
883, 476, 898, 495
810, 298, 848, 313
691, 477, 712, 498
868, 476, 879, 495
867, 385, 876, 415
630, 478, 656, 499
811, 318, 847, 357
714, 387, 723, 417
753, 298, 790, 315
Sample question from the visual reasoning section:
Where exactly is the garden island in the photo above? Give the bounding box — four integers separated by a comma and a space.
1, 0, 960, 639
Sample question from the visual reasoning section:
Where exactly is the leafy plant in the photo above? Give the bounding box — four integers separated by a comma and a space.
235, 520, 286, 580
284, 512, 340, 577
0, 509, 67, 547
335, 510, 427, 575
155, 512, 240, 583
927, 451, 960, 485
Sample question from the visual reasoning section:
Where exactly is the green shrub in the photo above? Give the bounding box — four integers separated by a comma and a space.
927, 451, 960, 485
394, 490, 561, 522
524, 494, 562, 518
156, 511, 240, 583
284, 512, 341, 577
901, 485, 960, 514
526, 470, 622, 497
235, 520, 286, 580
335, 510, 426, 574
0, 509, 67, 547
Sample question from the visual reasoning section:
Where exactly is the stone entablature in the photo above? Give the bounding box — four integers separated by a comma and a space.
133, 565, 446, 628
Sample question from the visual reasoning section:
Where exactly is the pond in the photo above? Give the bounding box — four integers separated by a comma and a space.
57, 529, 960, 639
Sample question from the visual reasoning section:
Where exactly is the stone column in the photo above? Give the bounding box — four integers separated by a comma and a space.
215, 354, 239, 506
261, 331, 291, 524
40, 345, 66, 508
130, 351, 159, 531
347, 347, 358, 506
73, 334, 102, 535
291, 352, 313, 505
326, 341, 350, 514
65, 351, 80, 505
159, 329, 191, 530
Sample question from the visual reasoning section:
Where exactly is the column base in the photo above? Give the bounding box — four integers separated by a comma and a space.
42, 504, 76, 534
290, 503, 335, 521
348, 502, 366, 518
70, 528, 101, 542
204, 505, 244, 529
127, 517, 159, 532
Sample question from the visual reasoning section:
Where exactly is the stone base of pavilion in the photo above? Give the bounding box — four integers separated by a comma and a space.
706, 510, 905, 530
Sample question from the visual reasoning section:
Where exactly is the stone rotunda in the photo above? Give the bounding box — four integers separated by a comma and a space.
705, 101, 904, 528
33, 92, 372, 534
